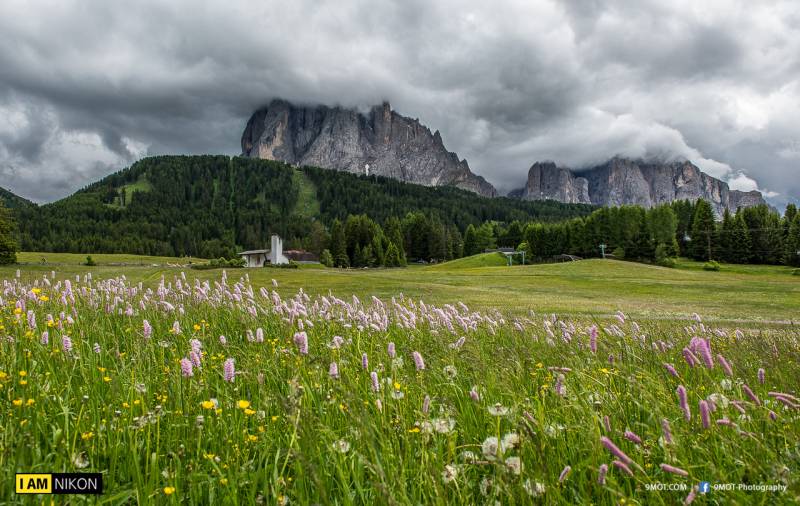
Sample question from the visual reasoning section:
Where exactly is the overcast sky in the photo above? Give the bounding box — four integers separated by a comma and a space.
1, 0, 798, 207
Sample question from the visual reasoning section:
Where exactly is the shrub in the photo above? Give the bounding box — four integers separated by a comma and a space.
703, 260, 721, 271
191, 257, 245, 270
611, 247, 625, 259
84, 255, 96, 266
654, 243, 677, 268
263, 261, 299, 269
791, 269, 800, 276
320, 249, 334, 268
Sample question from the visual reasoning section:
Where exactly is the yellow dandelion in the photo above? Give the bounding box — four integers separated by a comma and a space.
103, 376, 111, 383
18, 370, 27, 377
163, 486, 175, 495
201, 401, 215, 409
408, 427, 421, 433
244, 408, 256, 416
237, 400, 251, 409
271, 415, 278, 422
26, 398, 34, 406
12, 398, 23, 407
81, 431, 94, 440
247, 434, 258, 442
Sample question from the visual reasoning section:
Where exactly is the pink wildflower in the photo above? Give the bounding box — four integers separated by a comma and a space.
223, 358, 235, 382
180, 358, 193, 377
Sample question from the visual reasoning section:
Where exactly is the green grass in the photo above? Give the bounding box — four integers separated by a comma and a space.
15, 252, 206, 266
3, 254, 798, 323
1, 267, 797, 504
429, 252, 510, 269
292, 169, 320, 219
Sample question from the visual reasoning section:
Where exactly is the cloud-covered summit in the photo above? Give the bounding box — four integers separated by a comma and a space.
0, 0, 797, 206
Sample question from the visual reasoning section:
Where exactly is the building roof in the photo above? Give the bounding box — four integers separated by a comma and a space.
238, 249, 269, 255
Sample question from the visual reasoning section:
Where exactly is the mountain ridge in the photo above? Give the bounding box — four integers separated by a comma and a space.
511, 157, 767, 215
241, 99, 497, 197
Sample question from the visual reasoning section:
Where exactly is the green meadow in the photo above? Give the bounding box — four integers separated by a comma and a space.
1, 253, 798, 504
7, 252, 799, 324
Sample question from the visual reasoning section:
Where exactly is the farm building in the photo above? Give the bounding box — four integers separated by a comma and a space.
238, 234, 289, 267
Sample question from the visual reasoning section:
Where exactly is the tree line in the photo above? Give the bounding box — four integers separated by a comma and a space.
0, 200, 16, 265
10, 155, 593, 259
4, 154, 798, 268
521, 199, 800, 267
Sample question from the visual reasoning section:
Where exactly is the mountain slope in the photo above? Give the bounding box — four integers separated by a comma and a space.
0, 187, 34, 210
241, 100, 497, 197
14, 155, 592, 257
513, 157, 766, 215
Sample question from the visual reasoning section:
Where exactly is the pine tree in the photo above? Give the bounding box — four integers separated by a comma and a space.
329, 219, 348, 267
319, 249, 334, 267
385, 242, 401, 267
690, 199, 716, 261
784, 204, 797, 240
0, 201, 17, 265
732, 212, 752, 263
784, 213, 800, 267
463, 225, 478, 257
717, 209, 735, 263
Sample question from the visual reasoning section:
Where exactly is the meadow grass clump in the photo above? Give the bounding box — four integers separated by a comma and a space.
1, 271, 798, 504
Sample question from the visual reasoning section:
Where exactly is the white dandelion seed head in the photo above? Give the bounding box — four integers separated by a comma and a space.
441, 464, 459, 484
505, 456, 523, 475
501, 432, 520, 451
482, 436, 500, 460
488, 403, 509, 416
332, 439, 351, 453
523, 479, 546, 497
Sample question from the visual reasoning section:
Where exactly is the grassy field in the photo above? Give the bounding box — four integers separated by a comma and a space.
5, 253, 797, 324
1, 262, 797, 503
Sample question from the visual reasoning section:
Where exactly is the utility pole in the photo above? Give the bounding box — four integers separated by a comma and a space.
599, 243, 606, 259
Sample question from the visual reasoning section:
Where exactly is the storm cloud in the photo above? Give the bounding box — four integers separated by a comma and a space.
0, 0, 797, 206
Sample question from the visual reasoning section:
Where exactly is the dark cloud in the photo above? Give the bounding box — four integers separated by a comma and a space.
0, 0, 797, 207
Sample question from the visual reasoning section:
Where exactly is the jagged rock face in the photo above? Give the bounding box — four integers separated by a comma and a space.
241, 100, 497, 197
729, 190, 768, 211
514, 157, 766, 215
519, 162, 591, 204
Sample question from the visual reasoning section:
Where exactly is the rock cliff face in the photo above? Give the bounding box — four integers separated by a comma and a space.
520, 162, 591, 204
241, 100, 497, 197
513, 157, 766, 215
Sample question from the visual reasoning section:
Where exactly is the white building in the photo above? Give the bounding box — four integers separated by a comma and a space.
238, 234, 289, 267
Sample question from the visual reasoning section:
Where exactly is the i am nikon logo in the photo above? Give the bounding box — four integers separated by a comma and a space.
16, 473, 103, 495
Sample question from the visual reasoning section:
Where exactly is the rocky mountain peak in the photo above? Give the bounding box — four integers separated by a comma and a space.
512, 157, 766, 215
241, 99, 497, 197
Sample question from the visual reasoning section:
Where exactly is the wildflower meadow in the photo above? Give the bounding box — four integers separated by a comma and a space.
2, 269, 798, 504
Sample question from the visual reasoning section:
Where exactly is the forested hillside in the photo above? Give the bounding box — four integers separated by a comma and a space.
13, 155, 593, 258
0, 187, 34, 210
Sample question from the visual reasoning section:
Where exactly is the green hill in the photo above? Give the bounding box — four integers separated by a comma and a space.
0, 187, 34, 210
14, 155, 594, 257
426, 252, 510, 269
